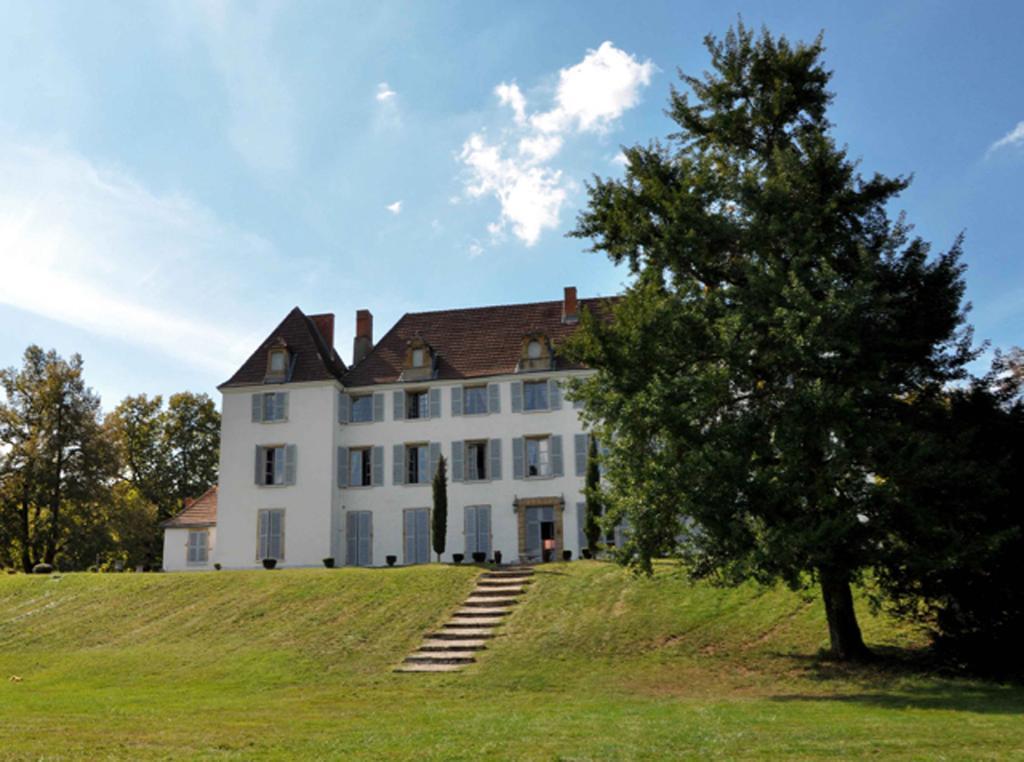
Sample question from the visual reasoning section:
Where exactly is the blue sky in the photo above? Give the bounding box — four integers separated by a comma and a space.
0, 1, 1021, 407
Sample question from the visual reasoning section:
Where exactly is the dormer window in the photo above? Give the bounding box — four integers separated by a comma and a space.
518, 333, 552, 372
269, 350, 287, 373
401, 338, 435, 382
265, 340, 290, 383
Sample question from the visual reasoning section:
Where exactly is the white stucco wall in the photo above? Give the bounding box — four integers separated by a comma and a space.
162, 526, 217, 571
207, 372, 592, 569
214, 382, 338, 569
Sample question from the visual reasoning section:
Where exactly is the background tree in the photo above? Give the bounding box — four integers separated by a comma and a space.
583, 435, 603, 556
567, 23, 973, 660
0, 346, 116, 571
432, 455, 447, 562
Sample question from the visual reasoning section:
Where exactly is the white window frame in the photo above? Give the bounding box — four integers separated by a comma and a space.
349, 447, 372, 487
465, 440, 488, 482
523, 380, 549, 412
406, 443, 429, 484
406, 389, 429, 420
525, 435, 551, 478
350, 394, 374, 423
263, 445, 286, 486
463, 385, 488, 416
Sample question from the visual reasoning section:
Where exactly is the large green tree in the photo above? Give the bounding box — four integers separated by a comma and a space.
0, 346, 116, 571
567, 24, 973, 659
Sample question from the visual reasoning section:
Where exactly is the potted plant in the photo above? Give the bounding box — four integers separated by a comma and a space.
213, 563, 222, 571
386, 555, 397, 567
562, 549, 572, 561
262, 558, 277, 570
452, 553, 464, 564
322, 557, 335, 569
493, 550, 502, 565
472, 551, 486, 564
581, 549, 592, 560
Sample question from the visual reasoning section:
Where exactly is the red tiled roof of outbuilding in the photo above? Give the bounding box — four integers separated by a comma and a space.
160, 486, 218, 529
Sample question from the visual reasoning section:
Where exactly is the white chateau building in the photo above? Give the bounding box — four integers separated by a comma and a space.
162, 287, 616, 571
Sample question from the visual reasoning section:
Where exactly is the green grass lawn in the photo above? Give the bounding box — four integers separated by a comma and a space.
1, 561, 1022, 760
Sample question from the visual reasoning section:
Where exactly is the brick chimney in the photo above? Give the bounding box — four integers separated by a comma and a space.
562, 286, 579, 324
309, 313, 335, 349
353, 309, 373, 365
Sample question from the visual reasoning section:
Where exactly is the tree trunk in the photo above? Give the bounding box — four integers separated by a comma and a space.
818, 566, 872, 661
19, 489, 33, 573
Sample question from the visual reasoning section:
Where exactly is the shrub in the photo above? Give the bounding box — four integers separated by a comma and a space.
213, 563, 222, 571
32, 563, 54, 575
581, 549, 592, 560
322, 557, 335, 569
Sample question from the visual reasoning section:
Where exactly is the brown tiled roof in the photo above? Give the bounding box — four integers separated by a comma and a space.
220, 307, 345, 388
343, 297, 616, 387
161, 486, 218, 528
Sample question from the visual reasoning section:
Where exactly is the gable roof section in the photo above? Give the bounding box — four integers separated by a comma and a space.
343, 297, 615, 386
220, 307, 345, 388
161, 486, 218, 529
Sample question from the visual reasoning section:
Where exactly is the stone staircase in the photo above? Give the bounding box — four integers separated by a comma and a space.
395, 566, 534, 673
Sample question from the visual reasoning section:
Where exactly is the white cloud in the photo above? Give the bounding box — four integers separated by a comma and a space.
987, 121, 1024, 156
530, 41, 655, 134
468, 241, 484, 258
495, 82, 527, 125
387, 200, 402, 214
376, 82, 397, 102
458, 42, 654, 247
0, 142, 277, 376
611, 151, 629, 167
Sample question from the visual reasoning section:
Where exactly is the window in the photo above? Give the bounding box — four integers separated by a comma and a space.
524, 381, 548, 411
349, 447, 372, 487
252, 392, 287, 423
466, 440, 488, 481
350, 394, 373, 423
412, 348, 425, 368
406, 444, 429, 484
257, 509, 285, 560
407, 390, 429, 419
187, 530, 209, 564
527, 340, 542, 359
269, 350, 286, 372
464, 505, 491, 557
526, 436, 551, 477
463, 385, 487, 415
262, 446, 286, 485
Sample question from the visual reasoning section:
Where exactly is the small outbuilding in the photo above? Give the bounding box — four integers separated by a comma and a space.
161, 486, 217, 571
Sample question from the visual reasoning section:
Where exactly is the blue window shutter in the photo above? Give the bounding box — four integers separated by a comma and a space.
393, 390, 405, 420
577, 501, 587, 553
372, 446, 384, 486
451, 386, 463, 416
511, 381, 523, 413
254, 446, 262, 485
429, 388, 441, 419
487, 383, 501, 414
337, 447, 349, 488
549, 379, 562, 410
345, 511, 357, 566
361, 511, 373, 566
284, 445, 297, 484
338, 392, 351, 424
464, 506, 477, 555
451, 440, 464, 482
277, 392, 289, 421
373, 392, 385, 422
512, 437, 524, 480
478, 507, 491, 556
429, 442, 441, 481
417, 509, 429, 563
550, 435, 563, 477
393, 444, 404, 485
258, 511, 269, 559
574, 434, 588, 477
251, 394, 262, 422
404, 510, 416, 564
489, 438, 502, 480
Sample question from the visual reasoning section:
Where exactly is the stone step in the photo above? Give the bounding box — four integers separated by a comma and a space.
472, 585, 526, 596
481, 571, 533, 579
395, 663, 466, 673
452, 607, 511, 617
477, 579, 531, 588
464, 597, 519, 607
405, 651, 477, 664
429, 628, 496, 639
420, 639, 489, 651
443, 617, 505, 628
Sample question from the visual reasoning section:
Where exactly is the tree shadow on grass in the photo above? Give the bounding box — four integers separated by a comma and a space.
768, 647, 1024, 716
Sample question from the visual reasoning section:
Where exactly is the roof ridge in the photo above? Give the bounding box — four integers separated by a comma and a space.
401, 295, 612, 318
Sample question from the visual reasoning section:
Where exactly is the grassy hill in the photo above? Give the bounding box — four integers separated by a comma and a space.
1, 562, 1021, 760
